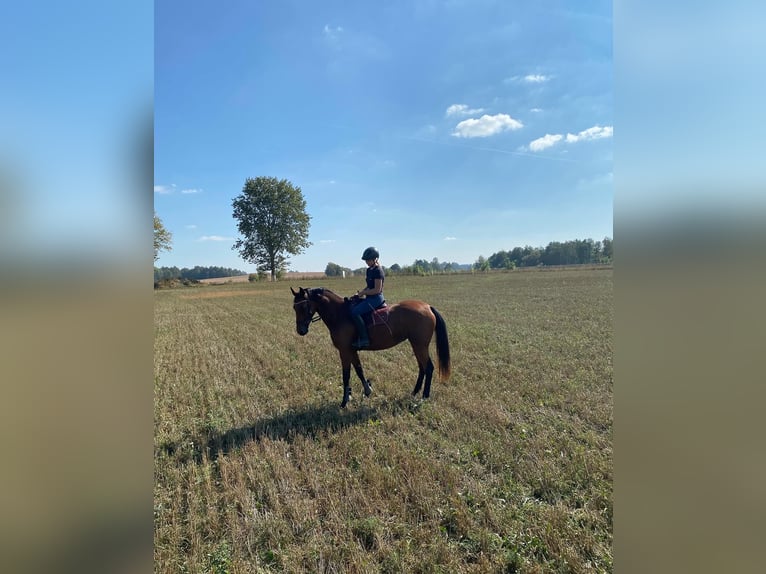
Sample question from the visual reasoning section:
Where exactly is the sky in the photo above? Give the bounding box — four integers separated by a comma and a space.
155, 0, 613, 273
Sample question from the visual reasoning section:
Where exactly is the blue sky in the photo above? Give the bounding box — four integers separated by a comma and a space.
155, 0, 612, 272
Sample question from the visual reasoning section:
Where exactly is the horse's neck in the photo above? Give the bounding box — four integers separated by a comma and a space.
317, 297, 347, 328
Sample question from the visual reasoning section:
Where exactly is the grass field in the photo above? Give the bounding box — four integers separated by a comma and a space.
154, 269, 613, 573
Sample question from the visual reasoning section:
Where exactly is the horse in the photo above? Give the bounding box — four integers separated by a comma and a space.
291, 287, 451, 408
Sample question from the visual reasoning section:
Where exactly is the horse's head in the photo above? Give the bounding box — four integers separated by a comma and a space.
291, 287, 321, 335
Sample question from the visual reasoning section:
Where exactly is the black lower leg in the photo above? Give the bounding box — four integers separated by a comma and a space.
354, 364, 372, 397
422, 359, 435, 399
341, 366, 352, 408
412, 368, 425, 396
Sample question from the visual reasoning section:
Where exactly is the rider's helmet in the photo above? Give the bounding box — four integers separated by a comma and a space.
361, 246, 380, 261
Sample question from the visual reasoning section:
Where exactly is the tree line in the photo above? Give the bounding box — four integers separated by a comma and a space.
324, 237, 612, 278
154, 266, 247, 282
380, 238, 611, 275
478, 237, 613, 270
386, 260, 472, 276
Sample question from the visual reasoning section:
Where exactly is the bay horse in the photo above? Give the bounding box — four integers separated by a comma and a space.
291, 287, 451, 408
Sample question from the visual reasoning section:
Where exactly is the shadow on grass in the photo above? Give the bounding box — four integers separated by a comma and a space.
158, 396, 419, 464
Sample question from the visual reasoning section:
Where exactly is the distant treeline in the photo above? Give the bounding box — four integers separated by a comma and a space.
479, 237, 613, 270
324, 237, 612, 277
156, 237, 612, 281
380, 237, 612, 275
325, 261, 472, 277
154, 265, 247, 281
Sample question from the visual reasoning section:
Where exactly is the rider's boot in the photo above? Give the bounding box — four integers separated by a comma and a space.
351, 314, 369, 349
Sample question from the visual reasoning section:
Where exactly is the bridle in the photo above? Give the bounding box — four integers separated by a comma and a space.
293, 298, 321, 331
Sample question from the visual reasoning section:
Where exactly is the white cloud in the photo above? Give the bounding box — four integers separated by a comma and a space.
524, 74, 550, 83
445, 104, 486, 117
527, 125, 613, 152
320, 239, 336, 244
198, 235, 234, 242
443, 236, 457, 241
504, 74, 552, 84
155, 184, 204, 195
565, 125, 613, 143
530, 107, 543, 113
154, 184, 176, 194
451, 113, 523, 138
185, 224, 197, 230
528, 133, 563, 151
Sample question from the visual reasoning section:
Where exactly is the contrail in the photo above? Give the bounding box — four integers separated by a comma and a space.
317, 122, 578, 162
400, 135, 578, 162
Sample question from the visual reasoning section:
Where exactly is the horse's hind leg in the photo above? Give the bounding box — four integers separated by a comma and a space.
410, 342, 433, 398
412, 367, 425, 397
422, 359, 435, 399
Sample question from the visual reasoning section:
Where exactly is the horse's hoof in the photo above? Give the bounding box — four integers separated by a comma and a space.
409, 400, 423, 413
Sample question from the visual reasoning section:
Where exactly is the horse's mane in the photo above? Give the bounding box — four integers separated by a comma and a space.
308, 287, 345, 304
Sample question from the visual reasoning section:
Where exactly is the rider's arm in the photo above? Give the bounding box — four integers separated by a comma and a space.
358, 278, 383, 297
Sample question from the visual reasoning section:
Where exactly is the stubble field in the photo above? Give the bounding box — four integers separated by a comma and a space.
154, 269, 613, 573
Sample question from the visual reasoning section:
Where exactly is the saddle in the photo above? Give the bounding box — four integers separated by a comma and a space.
345, 296, 389, 328
363, 302, 389, 328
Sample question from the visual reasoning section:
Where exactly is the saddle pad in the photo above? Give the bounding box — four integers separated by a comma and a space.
364, 304, 390, 327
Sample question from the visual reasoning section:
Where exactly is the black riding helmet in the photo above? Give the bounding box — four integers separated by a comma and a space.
361, 246, 379, 260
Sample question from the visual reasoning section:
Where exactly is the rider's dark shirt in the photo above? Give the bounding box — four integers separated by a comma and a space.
366, 265, 384, 291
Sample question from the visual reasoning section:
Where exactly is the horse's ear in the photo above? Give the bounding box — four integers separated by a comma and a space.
290, 287, 299, 296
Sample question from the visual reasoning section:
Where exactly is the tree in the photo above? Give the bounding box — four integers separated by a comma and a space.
509, 247, 524, 267
602, 236, 613, 262
325, 262, 343, 277
232, 177, 312, 281
521, 247, 541, 267
473, 255, 489, 272
154, 212, 172, 261
488, 250, 510, 269
411, 259, 434, 276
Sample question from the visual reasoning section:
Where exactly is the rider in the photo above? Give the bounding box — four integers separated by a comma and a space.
350, 246, 385, 349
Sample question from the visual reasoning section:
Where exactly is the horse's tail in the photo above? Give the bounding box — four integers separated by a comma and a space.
430, 306, 451, 381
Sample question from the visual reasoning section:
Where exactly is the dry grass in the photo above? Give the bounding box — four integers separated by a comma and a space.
155, 269, 612, 573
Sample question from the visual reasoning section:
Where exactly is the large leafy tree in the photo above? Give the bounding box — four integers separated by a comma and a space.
232, 177, 311, 280
154, 212, 172, 261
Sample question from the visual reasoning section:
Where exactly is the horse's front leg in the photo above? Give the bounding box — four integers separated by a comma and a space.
351, 350, 372, 398
340, 354, 352, 408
